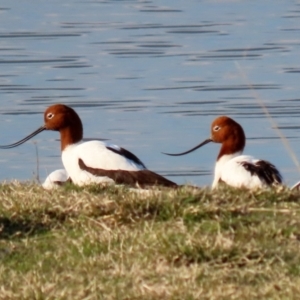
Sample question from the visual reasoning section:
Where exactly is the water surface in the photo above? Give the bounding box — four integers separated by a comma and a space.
0, 1, 300, 187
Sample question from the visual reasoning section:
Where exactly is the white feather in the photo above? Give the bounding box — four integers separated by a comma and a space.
213, 154, 266, 189
42, 169, 69, 190
62, 141, 145, 186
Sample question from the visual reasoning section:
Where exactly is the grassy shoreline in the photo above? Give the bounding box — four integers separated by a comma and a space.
0, 182, 300, 299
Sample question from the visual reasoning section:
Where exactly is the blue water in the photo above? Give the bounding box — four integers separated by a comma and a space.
0, 0, 300, 187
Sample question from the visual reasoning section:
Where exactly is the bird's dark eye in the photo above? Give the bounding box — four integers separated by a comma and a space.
213, 125, 220, 131
47, 113, 54, 119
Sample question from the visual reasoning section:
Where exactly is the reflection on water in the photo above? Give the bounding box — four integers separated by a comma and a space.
0, 0, 300, 186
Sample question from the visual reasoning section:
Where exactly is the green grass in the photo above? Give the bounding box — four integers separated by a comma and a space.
0, 182, 300, 299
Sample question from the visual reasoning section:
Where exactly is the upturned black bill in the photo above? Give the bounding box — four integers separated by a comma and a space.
0, 126, 46, 149
162, 138, 212, 156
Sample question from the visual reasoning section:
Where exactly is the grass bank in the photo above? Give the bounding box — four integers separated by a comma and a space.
0, 183, 299, 299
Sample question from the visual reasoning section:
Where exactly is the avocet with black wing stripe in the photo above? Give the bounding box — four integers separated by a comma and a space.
0, 104, 177, 188
163, 116, 282, 189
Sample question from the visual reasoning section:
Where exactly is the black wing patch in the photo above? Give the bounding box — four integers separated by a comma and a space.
106, 146, 146, 169
78, 158, 177, 188
240, 160, 282, 186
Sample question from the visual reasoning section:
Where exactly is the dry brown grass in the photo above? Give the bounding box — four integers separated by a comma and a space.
0, 182, 299, 299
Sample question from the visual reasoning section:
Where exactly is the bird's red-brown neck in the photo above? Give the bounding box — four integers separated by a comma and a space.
60, 125, 83, 151
216, 121, 246, 161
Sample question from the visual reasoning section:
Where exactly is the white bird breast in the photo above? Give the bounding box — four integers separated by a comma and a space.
213, 154, 265, 189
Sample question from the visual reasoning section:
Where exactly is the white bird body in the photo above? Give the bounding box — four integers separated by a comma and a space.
213, 154, 267, 189
42, 169, 69, 190
62, 141, 145, 186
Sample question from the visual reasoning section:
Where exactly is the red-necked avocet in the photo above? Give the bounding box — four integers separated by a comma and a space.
0, 104, 177, 188
163, 116, 282, 189
42, 169, 70, 190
